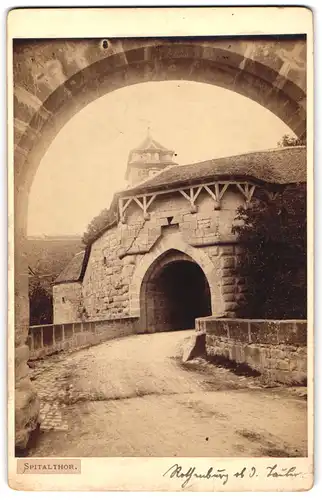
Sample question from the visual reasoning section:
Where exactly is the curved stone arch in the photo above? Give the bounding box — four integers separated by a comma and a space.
15, 41, 306, 209
129, 232, 224, 321
143, 250, 196, 283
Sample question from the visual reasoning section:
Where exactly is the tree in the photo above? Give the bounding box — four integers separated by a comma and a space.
232, 184, 306, 319
82, 207, 117, 245
277, 134, 306, 148
29, 279, 53, 325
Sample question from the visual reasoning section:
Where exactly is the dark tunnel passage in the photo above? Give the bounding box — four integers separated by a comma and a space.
142, 257, 212, 333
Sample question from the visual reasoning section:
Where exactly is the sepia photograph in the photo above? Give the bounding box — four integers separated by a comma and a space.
8, 6, 313, 491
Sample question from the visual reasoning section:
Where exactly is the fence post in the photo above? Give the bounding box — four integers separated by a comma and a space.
40, 327, 44, 348
62, 324, 65, 342
52, 325, 56, 346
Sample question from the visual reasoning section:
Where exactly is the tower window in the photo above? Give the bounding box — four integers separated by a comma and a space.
62, 297, 65, 303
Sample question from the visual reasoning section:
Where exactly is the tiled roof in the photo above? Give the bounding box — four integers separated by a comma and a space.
54, 250, 86, 284
121, 146, 306, 196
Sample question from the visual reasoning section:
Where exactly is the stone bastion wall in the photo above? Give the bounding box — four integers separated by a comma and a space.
196, 317, 307, 384
54, 188, 246, 325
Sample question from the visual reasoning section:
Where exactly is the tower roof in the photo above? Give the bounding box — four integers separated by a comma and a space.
131, 129, 174, 153
126, 130, 177, 183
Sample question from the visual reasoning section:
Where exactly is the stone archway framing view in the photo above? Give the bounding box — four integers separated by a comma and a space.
13, 35, 307, 451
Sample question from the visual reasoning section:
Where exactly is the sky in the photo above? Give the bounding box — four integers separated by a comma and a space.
27, 80, 295, 237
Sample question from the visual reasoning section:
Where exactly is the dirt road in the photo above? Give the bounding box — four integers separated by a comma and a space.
29, 330, 307, 457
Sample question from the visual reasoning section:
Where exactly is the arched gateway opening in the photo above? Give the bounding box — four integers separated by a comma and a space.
140, 250, 212, 333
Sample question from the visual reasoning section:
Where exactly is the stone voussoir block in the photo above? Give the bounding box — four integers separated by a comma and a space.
222, 284, 236, 295
223, 293, 236, 302
221, 256, 235, 269
219, 245, 234, 256
222, 277, 235, 286
221, 268, 235, 278
224, 301, 238, 312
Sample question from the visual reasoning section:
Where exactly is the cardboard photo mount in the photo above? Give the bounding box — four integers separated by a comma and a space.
7, 6, 314, 492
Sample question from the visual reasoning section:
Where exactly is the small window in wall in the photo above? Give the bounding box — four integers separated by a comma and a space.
62, 297, 65, 303
103, 256, 107, 265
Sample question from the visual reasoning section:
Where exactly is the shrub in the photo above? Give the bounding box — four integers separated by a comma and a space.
82, 207, 117, 246
29, 281, 53, 325
232, 184, 306, 319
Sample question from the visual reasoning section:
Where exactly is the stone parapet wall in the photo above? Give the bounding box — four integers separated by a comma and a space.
28, 317, 140, 360
196, 317, 307, 384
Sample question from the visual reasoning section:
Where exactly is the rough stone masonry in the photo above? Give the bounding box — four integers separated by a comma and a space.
196, 318, 307, 384
53, 136, 306, 336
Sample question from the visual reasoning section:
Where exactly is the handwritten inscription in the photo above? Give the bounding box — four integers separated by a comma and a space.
163, 464, 228, 488
266, 465, 301, 478
163, 463, 302, 489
